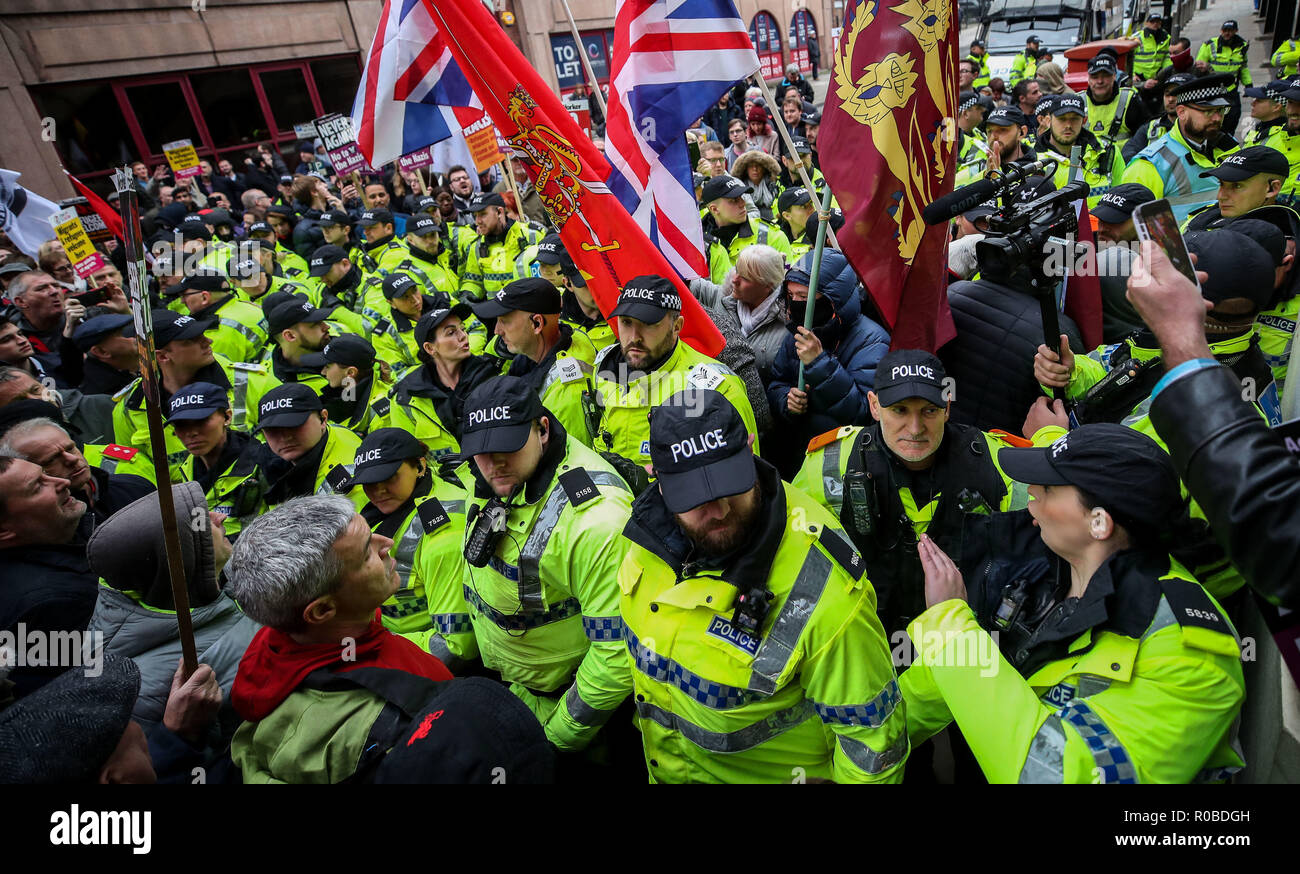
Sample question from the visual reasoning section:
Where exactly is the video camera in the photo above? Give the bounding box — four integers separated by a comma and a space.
973, 169, 1089, 294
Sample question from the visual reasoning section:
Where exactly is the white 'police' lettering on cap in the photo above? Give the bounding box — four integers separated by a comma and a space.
170, 394, 189, 411
468, 404, 510, 426
890, 364, 935, 381
175, 316, 193, 326
355, 447, 384, 466
310, 258, 324, 266
362, 211, 375, 220
622, 287, 661, 302
301, 302, 314, 313
1051, 434, 1069, 457
1100, 192, 1126, 206
670, 427, 728, 463
1223, 154, 1247, 165
262, 397, 297, 413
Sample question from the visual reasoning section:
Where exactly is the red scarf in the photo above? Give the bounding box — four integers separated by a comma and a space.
231, 611, 452, 721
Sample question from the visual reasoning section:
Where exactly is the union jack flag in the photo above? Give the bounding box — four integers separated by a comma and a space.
352, 0, 480, 169
604, 0, 760, 280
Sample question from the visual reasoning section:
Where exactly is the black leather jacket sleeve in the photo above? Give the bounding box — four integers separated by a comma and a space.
1150, 364, 1300, 608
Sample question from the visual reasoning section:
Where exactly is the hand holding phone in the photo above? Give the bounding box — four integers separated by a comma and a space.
1132, 198, 1201, 290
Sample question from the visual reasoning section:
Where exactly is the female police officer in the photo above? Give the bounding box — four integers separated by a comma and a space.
899, 423, 1246, 783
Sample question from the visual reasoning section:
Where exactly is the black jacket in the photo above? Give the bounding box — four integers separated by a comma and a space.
1150, 363, 1300, 609
78, 356, 135, 397
80, 466, 155, 526
940, 278, 1083, 434
0, 515, 98, 698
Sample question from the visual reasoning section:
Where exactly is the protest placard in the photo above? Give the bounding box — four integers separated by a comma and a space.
162, 139, 201, 181
50, 207, 105, 279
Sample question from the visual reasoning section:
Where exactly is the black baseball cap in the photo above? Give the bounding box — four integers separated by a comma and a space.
970, 38, 985, 48
415, 303, 473, 346
985, 106, 1026, 128
1026, 34, 1040, 44
1224, 218, 1286, 267
787, 136, 812, 155
1052, 93, 1087, 117
610, 275, 682, 324
178, 216, 210, 241
558, 251, 586, 287
226, 252, 262, 280
266, 204, 295, 219
165, 381, 229, 424
1034, 93, 1058, 116
308, 244, 350, 277
125, 309, 211, 346
701, 175, 748, 204
408, 215, 441, 236
317, 211, 350, 228
358, 208, 395, 228
648, 388, 756, 514
1173, 73, 1236, 107
414, 195, 438, 213
801, 109, 822, 125
1090, 182, 1156, 224
347, 428, 427, 486
1147, 11, 1162, 20
1088, 54, 1118, 75
202, 208, 234, 228
1199, 145, 1290, 181
535, 234, 565, 265
267, 297, 332, 334
873, 350, 947, 407
171, 270, 231, 298
1163, 72, 1195, 92
71, 313, 133, 353
997, 424, 1184, 532
468, 192, 505, 212
382, 272, 420, 301
257, 382, 324, 429
247, 221, 274, 236
1222, 19, 1239, 29
778, 186, 813, 212
460, 375, 546, 457
470, 276, 562, 318
300, 334, 376, 371
1185, 229, 1275, 310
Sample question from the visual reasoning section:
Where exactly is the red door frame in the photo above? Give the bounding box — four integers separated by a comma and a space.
249, 61, 326, 137
111, 73, 214, 167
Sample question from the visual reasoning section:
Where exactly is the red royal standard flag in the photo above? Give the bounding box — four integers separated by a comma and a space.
423, 0, 724, 358
821, 0, 958, 353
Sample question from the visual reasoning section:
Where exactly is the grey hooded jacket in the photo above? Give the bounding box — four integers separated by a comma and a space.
86, 482, 259, 734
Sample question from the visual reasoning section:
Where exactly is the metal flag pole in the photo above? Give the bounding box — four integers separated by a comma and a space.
111, 166, 199, 677
755, 74, 839, 248
797, 184, 835, 391
560, 0, 608, 117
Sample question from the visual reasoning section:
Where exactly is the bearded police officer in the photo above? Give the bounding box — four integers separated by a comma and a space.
590, 276, 759, 482
1123, 74, 1242, 222
1036, 92, 1125, 207
455, 376, 635, 757
619, 388, 907, 783
346, 427, 477, 669
265, 297, 333, 392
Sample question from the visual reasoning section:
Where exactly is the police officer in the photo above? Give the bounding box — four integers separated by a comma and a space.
1268, 77, 1300, 204
460, 192, 541, 302
1089, 183, 1157, 342
168, 269, 269, 365
455, 375, 634, 755
1008, 34, 1040, 88
1197, 19, 1253, 133
356, 207, 410, 279
533, 235, 615, 352
778, 136, 830, 199
1185, 145, 1289, 230
778, 186, 818, 259
71, 313, 136, 397
316, 210, 372, 280
397, 215, 460, 297
955, 106, 1038, 187
165, 382, 281, 540
1083, 52, 1144, 147
247, 219, 310, 282
619, 388, 906, 782
264, 296, 333, 391
1243, 80, 1289, 145
793, 350, 1028, 640
899, 425, 1245, 783
967, 38, 991, 90
372, 272, 442, 371
111, 309, 276, 477
701, 176, 792, 286
1121, 73, 1192, 162
471, 277, 597, 447
227, 238, 308, 307
1035, 92, 1125, 207
955, 91, 991, 166
1272, 33, 1300, 78
306, 244, 386, 333
369, 304, 500, 461
1132, 13, 1171, 83
259, 382, 363, 508
590, 276, 759, 478
1123, 74, 1241, 222
346, 427, 477, 669
301, 334, 390, 436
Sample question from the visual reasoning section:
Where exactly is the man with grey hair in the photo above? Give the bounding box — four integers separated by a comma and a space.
1, 417, 153, 523
689, 243, 789, 386
776, 63, 814, 107
225, 495, 455, 782
8, 270, 85, 388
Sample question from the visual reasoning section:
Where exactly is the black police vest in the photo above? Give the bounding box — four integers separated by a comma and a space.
839, 422, 1007, 637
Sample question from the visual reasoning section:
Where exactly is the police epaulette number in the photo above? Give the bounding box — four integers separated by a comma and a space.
326, 464, 351, 493
559, 468, 599, 506
375, 319, 391, 334
1161, 578, 1229, 635
371, 397, 391, 417
817, 526, 865, 581
418, 498, 450, 534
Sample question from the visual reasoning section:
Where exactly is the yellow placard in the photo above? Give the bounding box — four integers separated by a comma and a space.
51, 207, 105, 278
162, 138, 201, 179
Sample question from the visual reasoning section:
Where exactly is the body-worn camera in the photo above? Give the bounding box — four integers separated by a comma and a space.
464, 496, 511, 568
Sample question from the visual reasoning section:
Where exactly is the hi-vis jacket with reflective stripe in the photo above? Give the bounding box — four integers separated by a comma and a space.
618, 462, 908, 783
460, 221, 541, 301
592, 339, 760, 468
307, 424, 366, 510
1122, 122, 1240, 222
899, 557, 1245, 783
367, 473, 478, 670
455, 432, 634, 752
196, 295, 270, 364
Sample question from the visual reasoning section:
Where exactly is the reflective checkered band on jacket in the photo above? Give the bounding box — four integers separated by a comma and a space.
1060, 699, 1138, 783
813, 679, 901, 728
462, 583, 581, 632
432, 612, 474, 635
626, 628, 755, 711
582, 615, 625, 642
